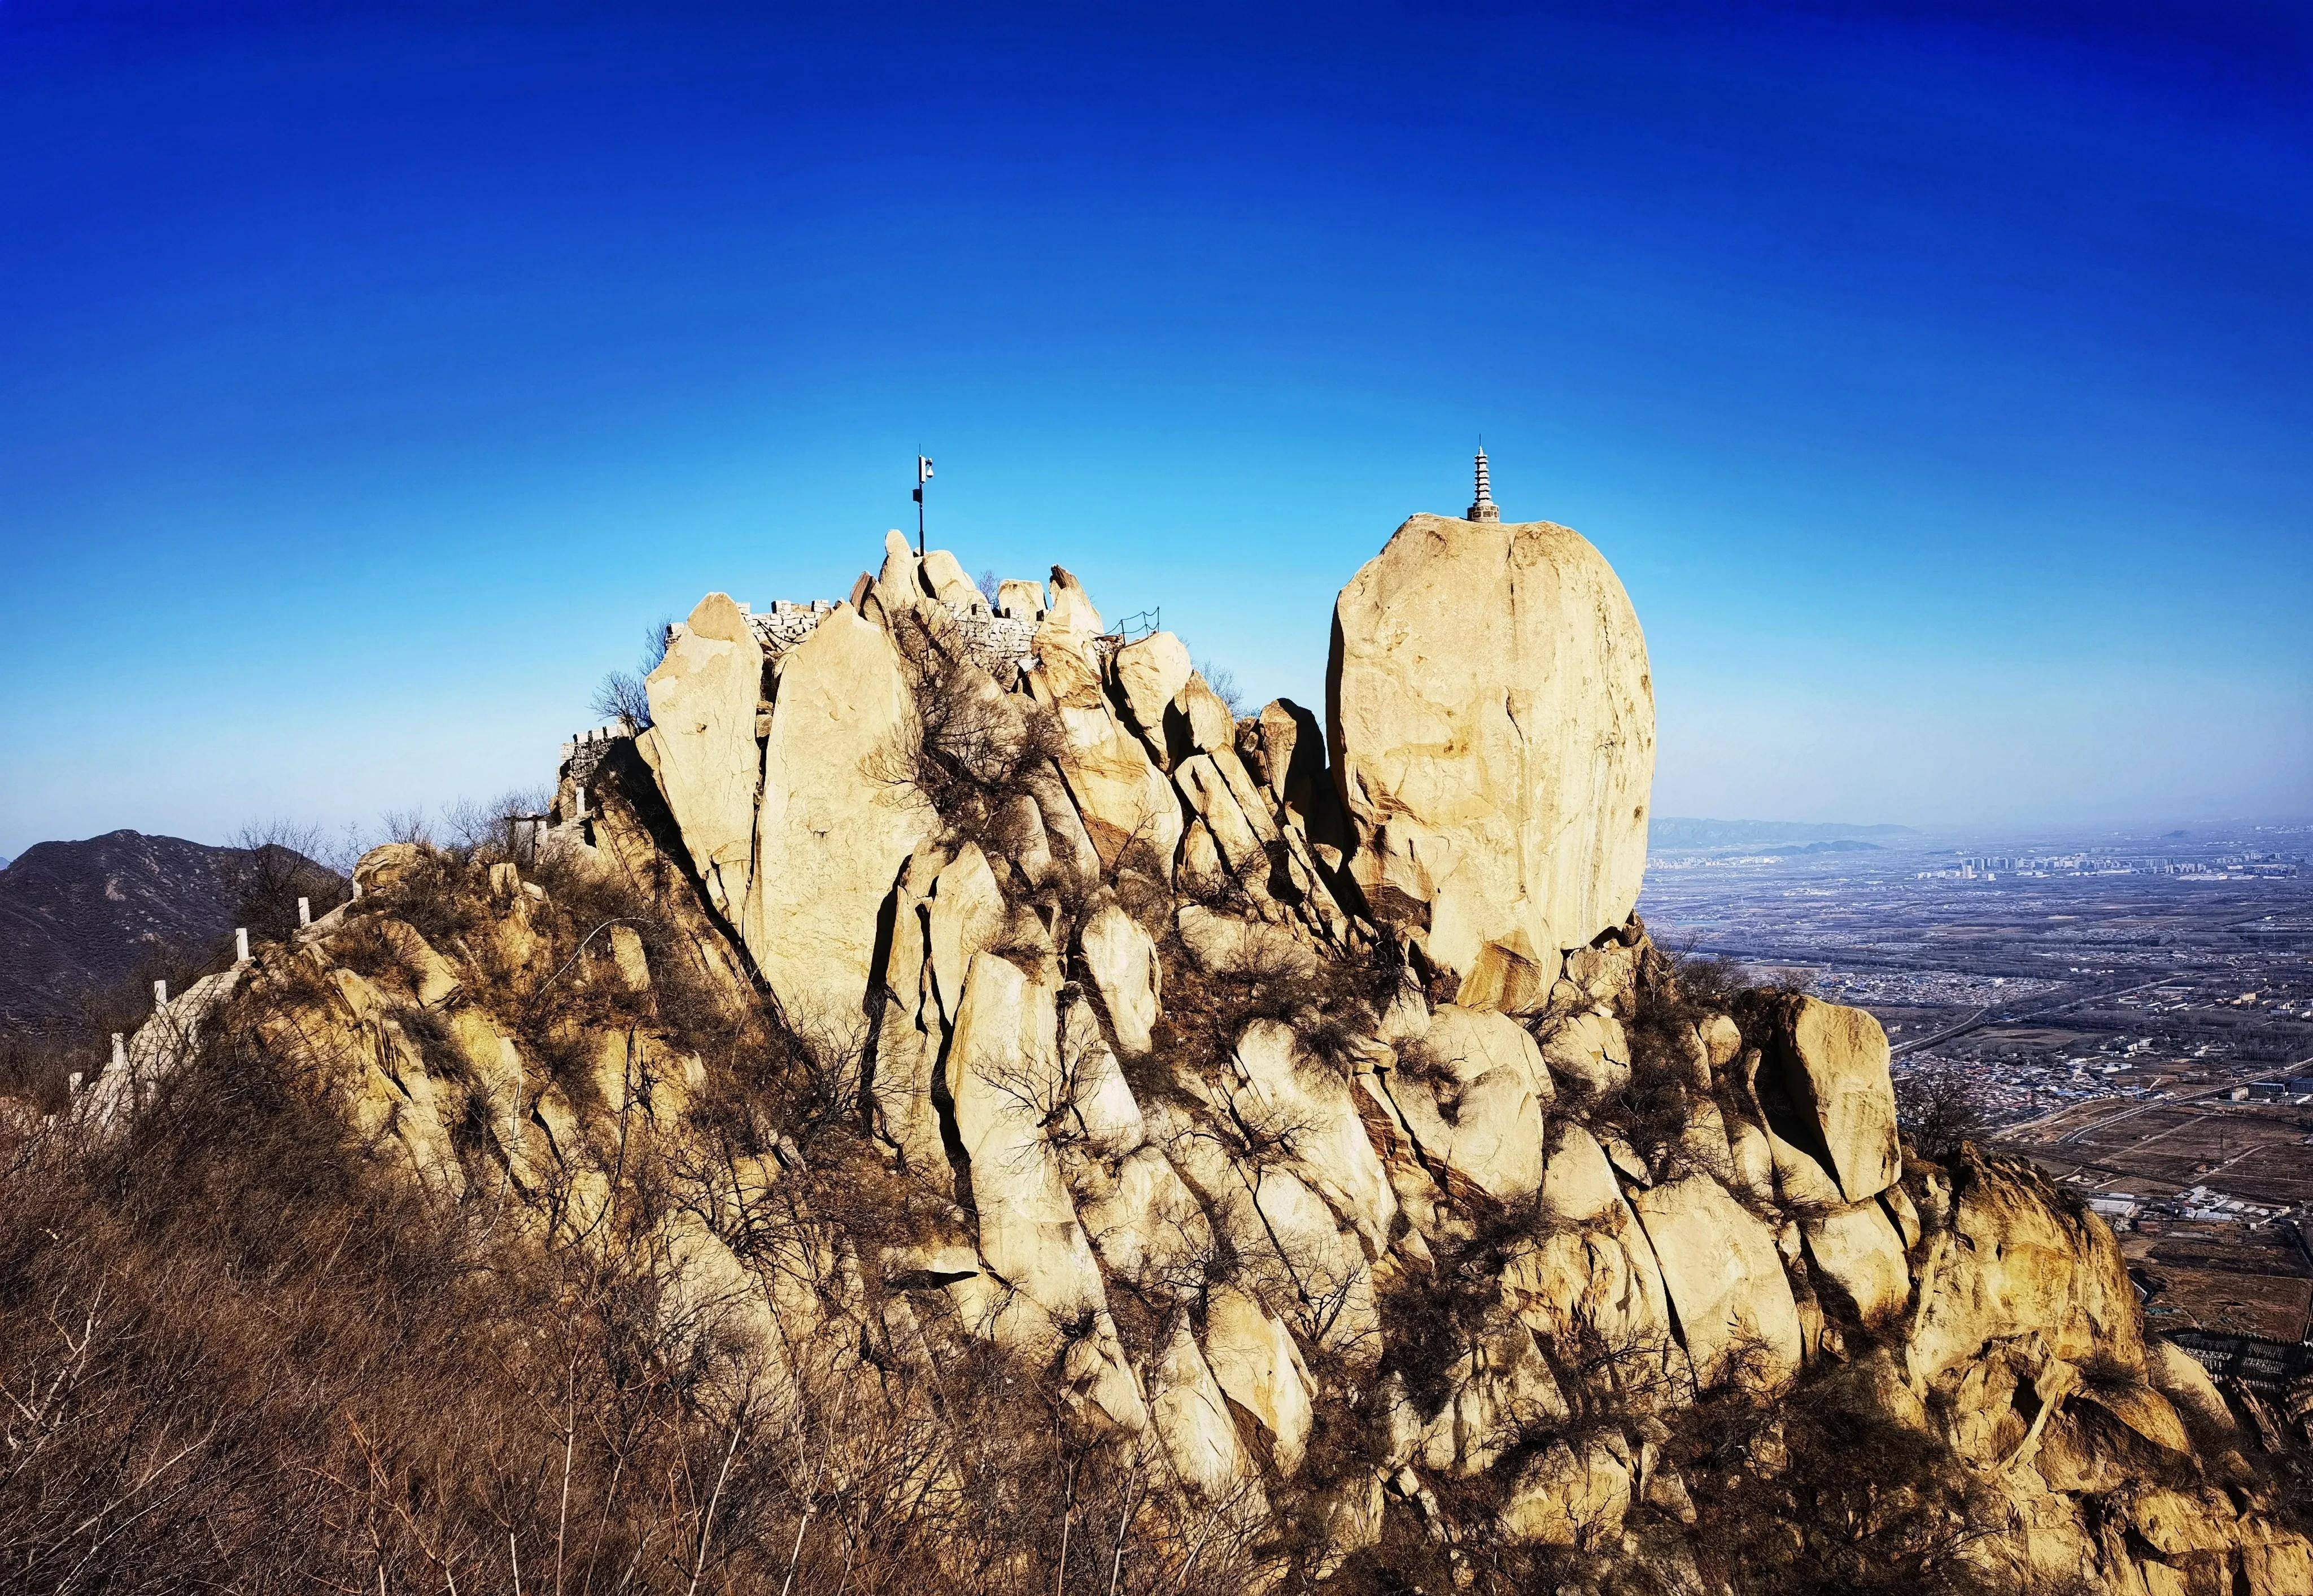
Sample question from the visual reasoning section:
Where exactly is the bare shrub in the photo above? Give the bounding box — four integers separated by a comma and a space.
443, 784, 555, 865
1152, 930, 1400, 1110
1896, 1067, 1987, 1159
1196, 660, 1245, 717
226, 818, 349, 944
1665, 1350, 2016, 1596
592, 615, 674, 734
879, 614, 1070, 865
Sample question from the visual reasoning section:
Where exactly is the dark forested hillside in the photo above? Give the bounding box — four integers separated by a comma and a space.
0, 831, 334, 1026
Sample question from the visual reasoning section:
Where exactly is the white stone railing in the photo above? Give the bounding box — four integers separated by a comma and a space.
744, 596, 1041, 670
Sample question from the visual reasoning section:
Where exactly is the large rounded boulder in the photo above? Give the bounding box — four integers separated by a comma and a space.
1326, 512, 1655, 980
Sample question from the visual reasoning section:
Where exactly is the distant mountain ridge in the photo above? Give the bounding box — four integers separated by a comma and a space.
0, 830, 315, 1026
1649, 816, 1916, 849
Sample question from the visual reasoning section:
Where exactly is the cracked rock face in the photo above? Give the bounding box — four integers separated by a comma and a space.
1327, 512, 1655, 987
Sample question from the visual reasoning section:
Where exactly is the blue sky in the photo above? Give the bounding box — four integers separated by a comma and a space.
3, 1, 2308, 856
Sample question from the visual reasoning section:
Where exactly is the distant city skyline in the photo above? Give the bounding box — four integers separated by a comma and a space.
3, 2, 2307, 855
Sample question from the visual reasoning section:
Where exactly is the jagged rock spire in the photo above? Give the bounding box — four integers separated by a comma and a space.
1468, 446, 1499, 522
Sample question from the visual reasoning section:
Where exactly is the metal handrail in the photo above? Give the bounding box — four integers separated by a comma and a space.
1106, 607, 1160, 644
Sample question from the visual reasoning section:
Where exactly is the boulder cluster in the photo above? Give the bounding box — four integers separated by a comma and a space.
106, 511, 2313, 1593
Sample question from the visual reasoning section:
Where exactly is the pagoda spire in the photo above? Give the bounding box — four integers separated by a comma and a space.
1468, 446, 1499, 521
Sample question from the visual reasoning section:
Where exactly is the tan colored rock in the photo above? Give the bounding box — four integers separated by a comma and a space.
1906, 1148, 2146, 1386
1171, 673, 1236, 759
1023, 762, 1102, 884
1058, 991, 1144, 1156
1078, 895, 1161, 1056
918, 547, 981, 609
742, 605, 937, 1035
1379, 1062, 1545, 1207
1699, 1012, 1743, 1070
445, 1008, 526, 1144
1411, 1004, 1553, 1101
352, 841, 425, 899
1173, 753, 1275, 897
2243, 1536, 2313, 1596
1755, 995, 1901, 1202
605, 924, 651, 992
1416, 1315, 1569, 1476
1163, 1104, 1377, 1356
2072, 1380, 2193, 1457
872, 528, 922, 616
1202, 1284, 1314, 1474
640, 592, 765, 919
1455, 934, 1560, 1016
1150, 1319, 1260, 1502
325, 968, 466, 1196
1228, 1020, 1397, 1255
1076, 1143, 1212, 1296
1630, 1174, 1801, 1387
1801, 1198, 1910, 1327
870, 847, 958, 1174
995, 578, 1045, 620
1565, 941, 1642, 1009
583, 794, 756, 1021
1537, 1009, 1630, 1097
1024, 638, 1181, 871
924, 843, 1006, 1026
2144, 1338, 2235, 1439
374, 919, 461, 1008
1328, 513, 1655, 976
1111, 630, 1192, 750
1044, 564, 1103, 634
948, 954, 1110, 1327
1500, 1437, 1631, 1548
1722, 1108, 1777, 1206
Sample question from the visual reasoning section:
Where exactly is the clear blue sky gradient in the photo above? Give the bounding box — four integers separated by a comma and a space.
3, 1, 2308, 856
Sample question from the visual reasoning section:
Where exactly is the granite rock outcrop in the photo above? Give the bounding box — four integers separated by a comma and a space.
67, 503, 2310, 1596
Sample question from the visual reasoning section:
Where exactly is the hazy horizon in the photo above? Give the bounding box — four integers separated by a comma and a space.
5, 2, 2308, 856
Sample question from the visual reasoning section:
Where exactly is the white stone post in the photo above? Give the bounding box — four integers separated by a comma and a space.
152, 979, 168, 1008
235, 927, 251, 963
575, 785, 588, 818
111, 1032, 126, 1068
298, 896, 312, 927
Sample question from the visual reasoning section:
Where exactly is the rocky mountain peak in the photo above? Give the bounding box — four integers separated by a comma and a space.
58, 509, 2313, 1595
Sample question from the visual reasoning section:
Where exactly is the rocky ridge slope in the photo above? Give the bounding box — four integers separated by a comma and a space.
88, 513, 2313, 1594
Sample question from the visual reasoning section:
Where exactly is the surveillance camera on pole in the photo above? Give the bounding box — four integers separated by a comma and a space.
914, 456, 933, 556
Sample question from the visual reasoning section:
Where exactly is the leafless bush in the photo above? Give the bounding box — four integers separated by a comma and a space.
1196, 660, 1245, 717
1665, 1349, 2016, 1596
442, 785, 555, 865
1151, 932, 1400, 1108
591, 615, 674, 734
1896, 1067, 1987, 1159
879, 616, 1070, 865
227, 818, 349, 944
0, 932, 1284, 1596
